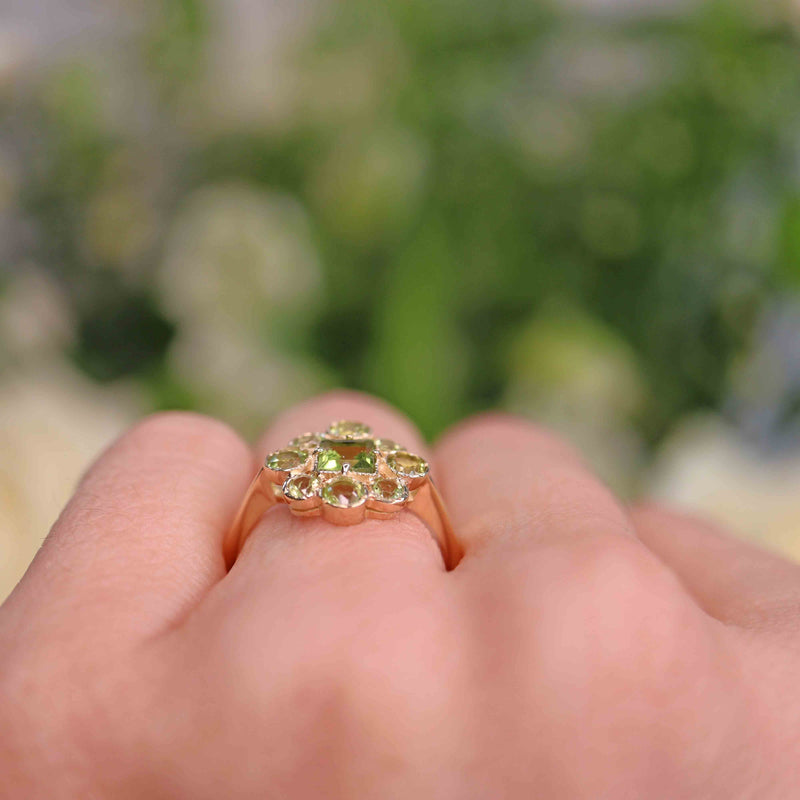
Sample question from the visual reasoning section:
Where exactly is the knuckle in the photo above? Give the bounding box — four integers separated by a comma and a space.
220, 598, 462, 774
558, 537, 695, 633
292, 640, 459, 770
535, 535, 705, 675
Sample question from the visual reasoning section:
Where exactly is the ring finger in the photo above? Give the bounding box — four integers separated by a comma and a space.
197, 392, 452, 642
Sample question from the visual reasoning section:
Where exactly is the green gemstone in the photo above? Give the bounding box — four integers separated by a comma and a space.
351, 450, 377, 473
327, 420, 371, 439
371, 477, 408, 504
322, 476, 367, 508
317, 439, 377, 474
375, 438, 402, 453
316, 449, 342, 472
387, 451, 428, 478
283, 473, 319, 500
290, 433, 320, 450
267, 449, 306, 471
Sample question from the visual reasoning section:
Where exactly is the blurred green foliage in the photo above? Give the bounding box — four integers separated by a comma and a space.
3, 0, 800, 442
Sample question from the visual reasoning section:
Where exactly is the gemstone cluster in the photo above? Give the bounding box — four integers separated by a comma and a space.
264, 420, 428, 516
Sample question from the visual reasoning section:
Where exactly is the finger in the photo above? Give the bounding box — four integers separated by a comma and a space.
223, 390, 446, 595
434, 413, 636, 563
188, 392, 455, 733
5, 412, 254, 643
632, 504, 800, 631
431, 415, 715, 764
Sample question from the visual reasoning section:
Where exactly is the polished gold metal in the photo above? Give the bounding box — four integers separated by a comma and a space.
225, 420, 461, 568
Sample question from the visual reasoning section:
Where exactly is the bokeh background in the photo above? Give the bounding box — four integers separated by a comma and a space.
2, 0, 800, 599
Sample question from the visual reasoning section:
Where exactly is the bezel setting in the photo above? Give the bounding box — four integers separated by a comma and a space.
321, 475, 368, 508
370, 476, 409, 512
265, 449, 308, 474
283, 473, 320, 500
289, 433, 321, 451
226, 418, 460, 573
261, 420, 428, 521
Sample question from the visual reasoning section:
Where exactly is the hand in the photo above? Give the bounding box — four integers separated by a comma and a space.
1, 391, 798, 799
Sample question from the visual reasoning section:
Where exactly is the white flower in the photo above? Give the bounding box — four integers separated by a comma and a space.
159, 183, 322, 334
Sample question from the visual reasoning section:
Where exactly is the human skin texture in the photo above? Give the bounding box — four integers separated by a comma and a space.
0, 390, 798, 799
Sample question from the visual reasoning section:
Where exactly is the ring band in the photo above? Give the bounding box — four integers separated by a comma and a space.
224, 420, 462, 568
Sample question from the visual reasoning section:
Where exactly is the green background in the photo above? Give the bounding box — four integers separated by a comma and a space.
3, 0, 800, 489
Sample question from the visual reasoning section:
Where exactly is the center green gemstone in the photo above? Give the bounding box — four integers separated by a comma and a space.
322, 476, 367, 508
316, 439, 377, 474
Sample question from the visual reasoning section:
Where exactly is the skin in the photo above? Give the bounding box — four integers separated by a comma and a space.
0, 389, 799, 799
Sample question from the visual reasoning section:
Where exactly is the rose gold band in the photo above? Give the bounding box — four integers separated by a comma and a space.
224, 467, 275, 567
224, 467, 461, 569
223, 421, 462, 569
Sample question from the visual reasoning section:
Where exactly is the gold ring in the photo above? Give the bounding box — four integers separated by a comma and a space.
224, 420, 461, 568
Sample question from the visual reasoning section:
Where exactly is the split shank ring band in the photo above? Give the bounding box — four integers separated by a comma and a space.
224, 420, 461, 568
